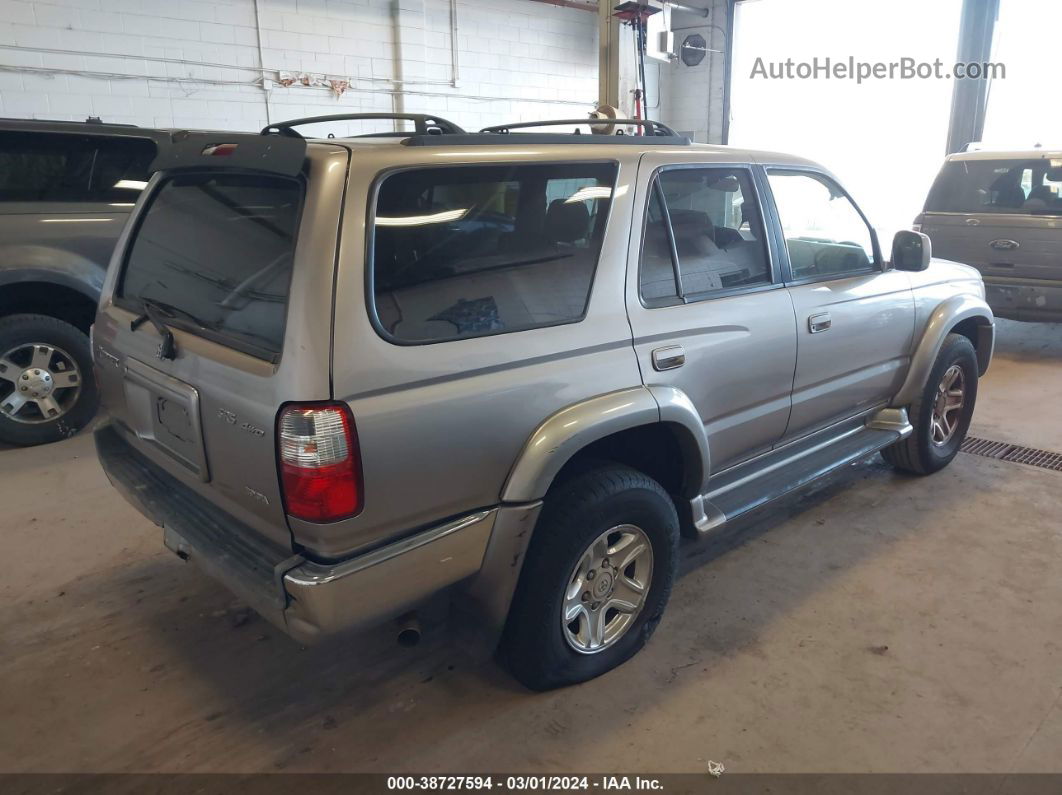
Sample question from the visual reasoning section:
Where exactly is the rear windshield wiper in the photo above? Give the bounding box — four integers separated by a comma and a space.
130, 297, 178, 360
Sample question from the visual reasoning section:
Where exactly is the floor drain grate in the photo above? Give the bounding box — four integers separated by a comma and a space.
961, 436, 1062, 472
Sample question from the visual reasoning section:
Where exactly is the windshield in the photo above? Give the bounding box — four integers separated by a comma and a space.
925, 158, 1062, 216
119, 173, 303, 361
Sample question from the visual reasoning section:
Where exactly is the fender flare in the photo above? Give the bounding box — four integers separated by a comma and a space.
500, 385, 710, 503
892, 294, 994, 407
0, 266, 104, 304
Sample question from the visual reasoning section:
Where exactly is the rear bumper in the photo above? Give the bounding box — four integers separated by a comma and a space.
95, 422, 503, 644
984, 276, 1062, 322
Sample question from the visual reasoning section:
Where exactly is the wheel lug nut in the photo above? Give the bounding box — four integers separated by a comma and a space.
582, 592, 590, 601
33, 369, 40, 375
22, 374, 28, 380
586, 570, 595, 580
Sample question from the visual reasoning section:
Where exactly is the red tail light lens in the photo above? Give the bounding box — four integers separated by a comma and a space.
277, 403, 362, 522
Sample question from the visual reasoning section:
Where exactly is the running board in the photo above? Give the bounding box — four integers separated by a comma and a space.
691, 408, 912, 534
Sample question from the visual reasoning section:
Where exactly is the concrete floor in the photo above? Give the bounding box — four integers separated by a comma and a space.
1, 319, 1060, 774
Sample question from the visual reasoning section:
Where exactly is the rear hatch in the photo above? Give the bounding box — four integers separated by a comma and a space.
93, 134, 350, 551
920, 155, 1062, 282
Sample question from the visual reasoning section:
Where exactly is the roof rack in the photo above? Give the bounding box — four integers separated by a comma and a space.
261, 113, 465, 138
479, 118, 683, 138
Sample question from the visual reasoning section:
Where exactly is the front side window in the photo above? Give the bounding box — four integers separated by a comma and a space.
640, 166, 772, 305
119, 173, 302, 361
767, 170, 876, 280
371, 163, 616, 343
925, 158, 1062, 216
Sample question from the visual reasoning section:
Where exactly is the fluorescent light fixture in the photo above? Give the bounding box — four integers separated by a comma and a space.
113, 179, 148, 191
40, 218, 114, 223
376, 208, 468, 227
565, 186, 613, 204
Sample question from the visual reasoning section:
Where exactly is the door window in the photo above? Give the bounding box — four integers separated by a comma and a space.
0, 131, 155, 203
767, 170, 876, 279
639, 166, 772, 305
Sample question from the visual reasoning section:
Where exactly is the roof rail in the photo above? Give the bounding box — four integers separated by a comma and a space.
261, 113, 465, 138
479, 118, 682, 137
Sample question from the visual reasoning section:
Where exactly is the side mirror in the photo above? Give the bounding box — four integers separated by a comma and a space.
891, 229, 932, 272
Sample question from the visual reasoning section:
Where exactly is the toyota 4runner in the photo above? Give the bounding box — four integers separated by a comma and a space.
93, 114, 995, 690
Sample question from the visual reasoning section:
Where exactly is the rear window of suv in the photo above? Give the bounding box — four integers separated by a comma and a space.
119, 173, 303, 362
0, 131, 155, 203
925, 158, 1062, 215
370, 162, 617, 344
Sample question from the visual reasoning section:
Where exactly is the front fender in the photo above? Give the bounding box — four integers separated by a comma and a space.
892, 294, 994, 407
500, 385, 710, 503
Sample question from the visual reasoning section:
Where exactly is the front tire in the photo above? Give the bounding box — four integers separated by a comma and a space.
501, 464, 679, 690
882, 332, 978, 475
0, 314, 99, 446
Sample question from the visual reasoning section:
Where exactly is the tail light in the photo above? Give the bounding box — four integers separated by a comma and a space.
277, 403, 362, 522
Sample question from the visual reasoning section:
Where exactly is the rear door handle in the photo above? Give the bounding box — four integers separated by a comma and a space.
808, 313, 832, 333
651, 345, 685, 371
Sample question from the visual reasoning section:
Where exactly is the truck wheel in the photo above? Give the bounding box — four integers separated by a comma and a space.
0, 314, 99, 446
882, 332, 978, 475
501, 464, 679, 690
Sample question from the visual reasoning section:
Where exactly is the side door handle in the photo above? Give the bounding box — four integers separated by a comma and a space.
808, 312, 832, 333
651, 345, 685, 371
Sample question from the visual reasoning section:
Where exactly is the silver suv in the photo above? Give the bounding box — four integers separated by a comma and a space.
94, 114, 995, 690
918, 147, 1062, 322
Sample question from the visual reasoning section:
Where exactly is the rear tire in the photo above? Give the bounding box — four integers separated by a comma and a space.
0, 314, 99, 446
501, 464, 679, 691
882, 333, 978, 475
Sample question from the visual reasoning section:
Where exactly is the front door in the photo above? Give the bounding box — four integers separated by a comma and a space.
764, 168, 915, 439
626, 156, 797, 474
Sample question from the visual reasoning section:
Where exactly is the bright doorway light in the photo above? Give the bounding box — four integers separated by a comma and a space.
730, 0, 963, 244
981, 0, 1062, 149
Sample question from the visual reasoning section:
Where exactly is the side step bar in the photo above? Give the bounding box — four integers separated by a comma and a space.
692, 408, 912, 534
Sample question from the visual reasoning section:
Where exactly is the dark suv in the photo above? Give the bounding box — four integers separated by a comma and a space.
0, 117, 165, 445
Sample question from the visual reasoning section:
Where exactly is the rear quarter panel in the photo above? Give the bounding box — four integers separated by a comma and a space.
0, 201, 129, 302
316, 145, 644, 560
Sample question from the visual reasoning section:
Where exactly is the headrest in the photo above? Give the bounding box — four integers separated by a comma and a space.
544, 199, 590, 244
669, 209, 715, 240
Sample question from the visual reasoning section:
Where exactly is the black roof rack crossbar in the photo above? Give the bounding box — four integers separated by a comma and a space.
261, 113, 465, 138
479, 118, 681, 137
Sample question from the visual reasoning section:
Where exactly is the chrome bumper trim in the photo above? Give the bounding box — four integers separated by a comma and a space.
283, 509, 497, 643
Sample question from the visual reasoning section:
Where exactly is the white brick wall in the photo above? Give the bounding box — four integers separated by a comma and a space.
0, 0, 599, 132
657, 0, 727, 143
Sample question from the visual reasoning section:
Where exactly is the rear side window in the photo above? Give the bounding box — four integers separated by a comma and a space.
119, 173, 302, 361
640, 166, 772, 305
925, 159, 1062, 216
0, 131, 154, 203
371, 162, 617, 343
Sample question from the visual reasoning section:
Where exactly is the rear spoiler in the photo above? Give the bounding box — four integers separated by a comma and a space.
150, 131, 307, 177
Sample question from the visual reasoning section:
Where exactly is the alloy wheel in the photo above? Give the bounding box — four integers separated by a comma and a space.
562, 524, 654, 654
0, 342, 83, 424
930, 363, 965, 446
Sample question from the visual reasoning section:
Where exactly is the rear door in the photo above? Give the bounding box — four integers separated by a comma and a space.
626, 154, 797, 473
93, 140, 349, 550
920, 155, 1062, 284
